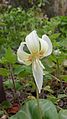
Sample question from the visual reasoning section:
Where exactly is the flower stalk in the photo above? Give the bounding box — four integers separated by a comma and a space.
36, 87, 42, 119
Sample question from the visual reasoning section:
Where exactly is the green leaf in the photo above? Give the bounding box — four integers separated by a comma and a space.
5, 48, 16, 64
0, 68, 9, 77
47, 95, 58, 104
1, 100, 10, 109
4, 80, 22, 90
61, 75, 67, 82
4, 80, 14, 89
0, 48, 16, 64
44, 86, 54, 93
50, 33, 60, 41
14, 65, 32, 77
10, 99, 59, 119
59, 109, 67, 119
58, 94, 67, 99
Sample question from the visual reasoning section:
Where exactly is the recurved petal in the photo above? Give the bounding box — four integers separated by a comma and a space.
39, 38, 48, 58
32, 59, 43, 93
17, 42, 32, 65
25, 30, 39, 53
42, 35, 52, 57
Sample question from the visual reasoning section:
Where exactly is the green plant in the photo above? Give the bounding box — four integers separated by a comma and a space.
10, 99, 59, 119
0, 7, 67, 119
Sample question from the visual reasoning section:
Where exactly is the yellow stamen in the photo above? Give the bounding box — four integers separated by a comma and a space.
38, 50, 44, 59
28, 50, 44, 62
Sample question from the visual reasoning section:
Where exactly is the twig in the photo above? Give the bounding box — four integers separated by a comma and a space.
51, 74, 60, 82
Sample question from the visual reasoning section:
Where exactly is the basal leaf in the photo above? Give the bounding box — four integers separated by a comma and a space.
59, 109, 67, 119
10, 99, 59, 119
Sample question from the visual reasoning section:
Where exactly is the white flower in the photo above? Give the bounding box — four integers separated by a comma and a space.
17, 30, 52, 93
53, 49, 61, 56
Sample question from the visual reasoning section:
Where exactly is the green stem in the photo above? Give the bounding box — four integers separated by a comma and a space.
8, 64, 20, 104
36, 87, 40, 109
9, 64, 16, 97
36, 87, 42, 119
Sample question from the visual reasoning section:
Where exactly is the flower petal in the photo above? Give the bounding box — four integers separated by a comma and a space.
42, 35, 52, 56
25, 30, 39, 53
39, 38, 48, 58
38, 60, 45, 69
32, 59, 43, 93
17, 42, 32, 65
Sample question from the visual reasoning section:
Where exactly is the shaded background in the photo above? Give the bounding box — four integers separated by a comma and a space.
0, 0, 67, 17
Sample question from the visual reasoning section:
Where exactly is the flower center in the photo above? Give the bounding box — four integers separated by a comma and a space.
28, 50, 44, 62
39, 50, 45, 58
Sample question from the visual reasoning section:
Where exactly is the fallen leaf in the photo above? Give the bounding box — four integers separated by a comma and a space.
7, 103, 20, 114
